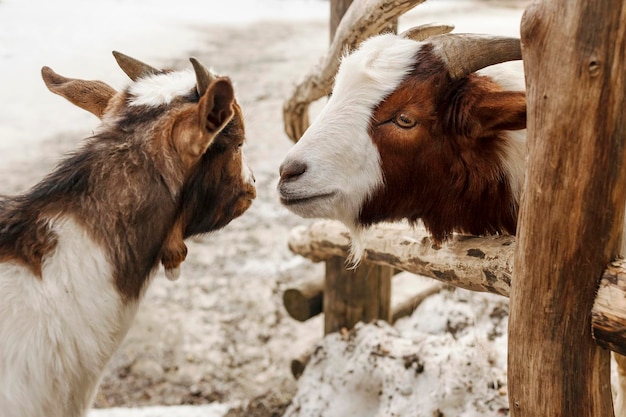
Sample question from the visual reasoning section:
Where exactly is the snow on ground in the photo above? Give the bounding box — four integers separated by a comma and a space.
1, 1, 531, 416
284, 289, 510, 417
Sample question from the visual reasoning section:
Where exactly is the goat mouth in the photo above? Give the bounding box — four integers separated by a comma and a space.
280, 191, 336, 207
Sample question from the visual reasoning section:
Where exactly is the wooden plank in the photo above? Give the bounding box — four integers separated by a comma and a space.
592, 259, 626, 355
289, 220, 515, 296
508, 1, 626, 416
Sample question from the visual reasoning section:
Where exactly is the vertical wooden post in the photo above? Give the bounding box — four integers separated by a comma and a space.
509, 1, 626, 416
324, 256, 393, 334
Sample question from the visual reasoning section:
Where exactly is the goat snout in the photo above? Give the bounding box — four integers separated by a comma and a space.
279, 160, 307, 182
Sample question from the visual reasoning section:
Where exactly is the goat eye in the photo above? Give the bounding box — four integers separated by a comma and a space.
394, 113, 417, 129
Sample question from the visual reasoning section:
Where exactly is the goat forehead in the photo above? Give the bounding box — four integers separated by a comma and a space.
333, 34, 421, 99
128, 70, 197, 107
290, 34, 421, 159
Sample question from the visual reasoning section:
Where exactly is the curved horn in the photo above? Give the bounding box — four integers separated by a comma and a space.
428, 34, 522, 80
112, 51, 159, 81
189, 57, 215, 97
400, 23, 455, 41
282, 0, 431, 142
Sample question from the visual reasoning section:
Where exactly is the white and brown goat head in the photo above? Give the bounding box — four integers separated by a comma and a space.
278, 27, 526, 251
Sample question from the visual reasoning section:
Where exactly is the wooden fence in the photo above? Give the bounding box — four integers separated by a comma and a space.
282, 0, 626, 416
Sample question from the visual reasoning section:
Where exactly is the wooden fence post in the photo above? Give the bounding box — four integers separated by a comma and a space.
323, 256, 393, 334
509, 1, 626, 416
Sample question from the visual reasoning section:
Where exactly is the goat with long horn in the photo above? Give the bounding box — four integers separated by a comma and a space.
278, 27, 526, 261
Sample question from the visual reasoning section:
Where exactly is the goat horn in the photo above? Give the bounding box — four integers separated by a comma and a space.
400, 23, 455, 41
112, 51, 159, 81
189, 57, 215, 97
429, 34, 522, 80
283, 0, 431, 143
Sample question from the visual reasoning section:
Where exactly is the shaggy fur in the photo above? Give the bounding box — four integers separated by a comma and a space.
0, 55, 255, 417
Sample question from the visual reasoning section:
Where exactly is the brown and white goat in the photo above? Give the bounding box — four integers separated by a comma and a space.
0, 53, 255, 417
278, 27, 626, 415
278, 28, 525, 258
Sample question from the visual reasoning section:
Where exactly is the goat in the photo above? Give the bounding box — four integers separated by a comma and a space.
278, 26, 626, 416
278, 27, 525, 258
0, 52, 255, 417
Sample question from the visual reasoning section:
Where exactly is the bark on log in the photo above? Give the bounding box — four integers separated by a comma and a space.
593, 259, 626, 356
283, 271, 444, 322
288, 220, 515, 296
283, 0, 428, 142
283, 279, 324, 322
508, 1, 626, 416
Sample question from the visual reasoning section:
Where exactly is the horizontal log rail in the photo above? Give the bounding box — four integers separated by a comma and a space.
592, 258, 626, 356
286, 220, 626, 354
288, 220, 515, 296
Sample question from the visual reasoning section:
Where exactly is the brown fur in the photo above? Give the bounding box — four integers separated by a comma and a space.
359, 49, 526, 242
0, 66, 254, 301
0, 199, 58, 277
161, 103, 255, 271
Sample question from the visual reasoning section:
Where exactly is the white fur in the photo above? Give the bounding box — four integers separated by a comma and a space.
242, 151, 254, 186
279, 34, 420, 230
165, 265, 181, 281
0, 216, 142, 417
478, 61, 527, 202
129, 70, 197, 107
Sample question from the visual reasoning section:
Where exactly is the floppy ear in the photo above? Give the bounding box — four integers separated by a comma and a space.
473, 90, 527, 133
198, 76, 235, 137
41, 66, 117, 119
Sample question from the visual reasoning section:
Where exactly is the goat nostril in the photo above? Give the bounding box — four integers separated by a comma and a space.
279, 160, 307, 181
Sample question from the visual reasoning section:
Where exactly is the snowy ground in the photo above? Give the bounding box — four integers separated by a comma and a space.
1, 1, 531, 416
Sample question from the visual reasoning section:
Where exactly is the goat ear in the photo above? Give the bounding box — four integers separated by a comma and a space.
198, 77, 235, 136
473, 91, 527, 134
41, 66, 117, 119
